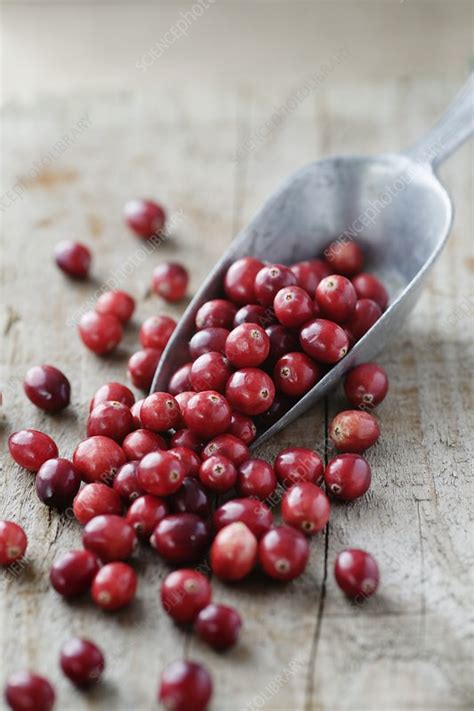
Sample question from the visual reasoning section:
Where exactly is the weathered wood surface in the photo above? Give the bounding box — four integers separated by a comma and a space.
1, 78, 473, 711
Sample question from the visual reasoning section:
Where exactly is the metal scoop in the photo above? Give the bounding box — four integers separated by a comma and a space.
151, 74, 474, 448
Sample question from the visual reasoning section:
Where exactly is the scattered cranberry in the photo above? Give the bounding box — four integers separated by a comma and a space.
315, 275, 357, 323
189, 327, 229, 359
8, 430, 58, 472
4, 671, 55, 711
130, 399, 145, 428
324, 453, 371, 500
151, 514, 210, 564
170, 428, 203, 453
225, 324, 270, 368
300, 318, 349, 364
343, 363, 388, 409
60, 638, 105, 687
0, 521, 27, 565
152, 262, 188, 302
23, 364, 70, 413
161, 569, 212, 623
234, 304, 274, 328
254, 264, 297, 307
213, 498, 273, 539
158, 660, 212, 711
78, 311, 123, 355
87, 401, 134, 442
169, 447, 201, 478
168, 363, 193, 395
238, 459, 277, 499
35, 458, 81, 510
274, 447, 324, 486
324, 239, 364, 276
329, 410, 380, 452
352, 273, 388, 311
190, 352, 231, 392
122, 429, 166, 461
170, 477, 211, 519
83, 514, 136, 562
124, 198, 166, 238
334, 548, 379, 599
49, 549, 100, 597
91, 561, 137, 610
90, 382, 135, 412
225, 367, 275, 416
273, 352, 320, 397
199, 455, 237, 493
138, 451, 185, 496
54, 240, 91, 279
140, 392, 181, 432
202, 434, 249, 466
73, 482, 123, 524
73, 436, 125, 485
259, 526, 310, 581
113, 461, 144, 503
211, 522, 257, 581
183, 391, 231, 439
281, 482, 330, 534
195, 299, 237, 330
265, 324, 300, 365
96, 290, 135, 323
344, 298, 382, 341
273, 286, 314, 328
126, 494, 168, 540
140, 315, 176, 350
195, 603, 242, 650
290, 259, 331, 292
127, 348, 162, 390
224, 257, 264, 304
229, 412, 256, 445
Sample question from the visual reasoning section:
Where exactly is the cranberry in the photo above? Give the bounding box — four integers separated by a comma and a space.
315, 275, 357, 323
54, 240, 91, 279
211, 522, 257, 581
183, 391, 231, 439
195, 603, 242, 650
158, 660, 212, 711
151, 514, 210, 564
73, 436, 125, 485
329, 410, 380, 452
344, 299, 382, 341
83, 514, 136, 562
334, 548, 379, 599
126, 494, 168, 540
259, 526, 309, 581
324, 239, 364, 276
96, 290, 135, 323
195, 299, 237, 330
124, 198, 166, 238
152, 262, 188, 302
225, 367, 275, 416
324, 453, 371, 500
78, 311, 123, 355
229, 412, 256, 445
130, 398, 145, 427
202, 434, 249, 466
60, 638, 105, 687
35, 458, 81, 510
73, 482, 123, 524
169, 447, 201, 478
274, 447, 324, 486
254, 264, 297, 307
273, 352, 320, 397
50, 549, 100, 597
199, 455, 237, 493
161, 569, 212, 623
273, 286, 314, 327
265, 324, 300, 365
190, 352, 231, 392
127, 348, 162, 390
238, 459, 277, 499
122, 429, 166, 461
290, 259, 331, 292
91, 561, 137, 610
170, 477, 211, 519
352, 273, 388, 310
137, 451, 185, 496
113, 461, 144, 502
140, 315, 176, 350
300, 318, 349, 363
255, 395, 293, 429
281, 482, 330, 534
224, 257, 264, 304
234, 304, 275, 328
87, 401, 134, 442
213, 498, 273, 539
8, 430, 58, 472
344, 362, 388, 408
170, 428, 203, 453
189, 327, 229, 359
168, 363, 193, 395
174, 391, 195, 419
140, 392, 181, 432
0, 521, 27, 565
5, 672, 55, 711
90, 382, 135, 412
23, 364, 70, 413
225, 323, 270, 368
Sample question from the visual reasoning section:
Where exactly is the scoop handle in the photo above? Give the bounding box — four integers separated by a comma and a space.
404, 73, 474, 168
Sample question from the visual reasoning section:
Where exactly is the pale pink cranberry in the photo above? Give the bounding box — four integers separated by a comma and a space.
78, 311, 123, 355
127, 348, 162, 390
140, 315, 176, 350
124, 198, 166, 238
195, 299, 237, 330
210, 522, 257, 581
224, 257, 264, 304
225, 368, 275, 416
54, 240, 91, 279
152, 262, 188, 302
95, 290, 135, 323
352, 273, 388, 310
324, 239, 364, 276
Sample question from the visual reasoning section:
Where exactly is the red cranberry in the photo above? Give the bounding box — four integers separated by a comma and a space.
233, 304, 275, 328
315, 275, 357, 323
329, 410, 380, 452
195, 603, 242, 650
273, 352, 320, 397
170, 477, 211, 519
113, 461, 144, 502
352, 273, 388, 310
211, 522, 257, 581
168, 363, 193, 395
170, 428, 203, 453
254, 264, 297, 307
60, 638, 104, 687
127, 348, 162, 390
5, 672, 55, 711
273, 286, 314, 327
255, 394, 292, 429
78, 311, 123, 355
202, 434, 249, 466
152, 262, 188, 302
195, 299, 237, 330
229, 412, 256, 445
23, 364, 70, 413
54, 240, 91, 279
96, 290, 135, 323
130, 398, 144, 427
324, 239, 364, 276
50, 549, 100, 597
140, 315, 176, 349
0, 521, 27, 565
137, 450, 185, 496
290, 259, 331, 292
124, 198, 166, 238
265, 324, 300, 365
183, 391, 231, 439
161, 569, 212, 623
35, 458, 81, 510
73, 436, 125, 485
281, 482, 330, 534
334, 548, 379, 599
199, 455, 237, 493
91, 561, 137, 610
90, 382, 135, 412
151, 514, 210, 564
189, 327, 229, 359
324, 453, 371, 500
158, 660, 212, 711
274, 447, 324, 486
213, 498, 273, 539
126, 494, 168, 540
169, 447, 201, 478
190, 352, 231, 392
83, 514, 136, 562
344, 299, 382, 341
122, 429, 166, 461
344, 363, 388, 408
238, 459, 277, 499
225, 367, 275, 416
225, 324, 270, 368
300, 318, 349, 364
259, 526, 309, 581
87, 401, 134, 442
224, 257, 264, 304
8, 430, 58, 472
140, 392, 181, 432
73, 482, 123, 524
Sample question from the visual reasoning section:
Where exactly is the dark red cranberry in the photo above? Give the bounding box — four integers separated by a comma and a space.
300, 318, 349, 363
290, 259, 331, 292
324, 453, 371, 500
233, 304, 275, 328
124, 198, 166, 238
170, 428, 203, 453
315, 275, 357, 323
170, 477, 211, 519
35, 458, 81, 510
158, 660, 212, 711
161, 569, 212, 623
344, 299, 382, 341
225, 367, 275, 416
229, 412, 257, 445
274, 448, 324, 486
324, 239, 364, 276
5, 672, 55, 711
90, 382, 135, 412
127, 348, 162, 390
329, 410, 380, 452
83, 514, 136, 562
23, 364, 70, 412
273, 352, 320, 397
199, 455, 237, 493
195, 603, 242, 650
137, 450, 185, 496
202, 434, 249, 466
195, 299, 237, 330
190, 352, 231, 392
259, 526, 309, 581
126, 494, 168, 540
87, 401, 134, 442
8, 429, 58, 472
78, 311, 123, 355
273, 286, 314, 327
334, 548, 379, 598
60, 638, 105, 687
152, 262, 188, 302
224, 257, 264, 304
255, 394, 293, 429
189, 327, 229, 359
91, 561, 137, 610
140, 392, 181, 432
113, 461, 144, 502
344, 363, 388, 408
183, 391, 231, 439
50, 549, 100, 597
122, 429, 166, 461
265, 324, 300, 365
352, 273, 388, 310
130, 398, 144, 427
169, 447, 201, 478
96, 290, 135, 323
140, 315, 176, 349
0, 521, 27, 565
238, 459, 277, 499
225, 324, 270, 368
254, 264, 297, 307
73, 436, 125, 485
211, 522, 257, 581
54, 240, 91, 279
73, 482, 123, 524
168, 363, 193, 395
151, 514, 210, 564
281, 482, 330, 534
213, 498, 273, 539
